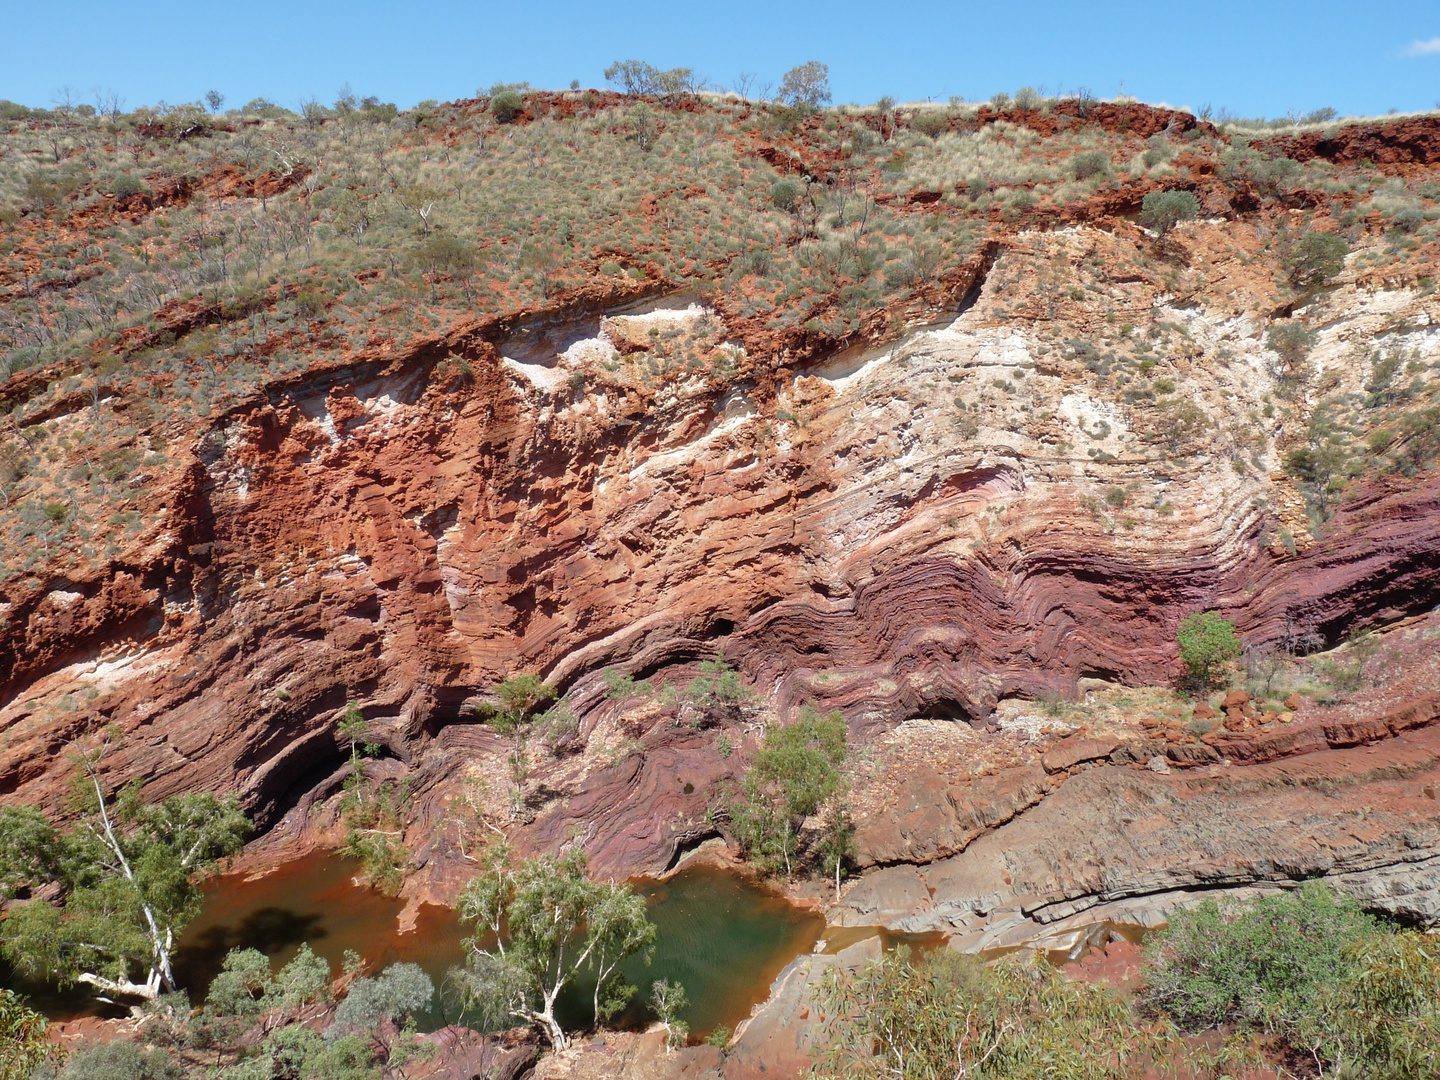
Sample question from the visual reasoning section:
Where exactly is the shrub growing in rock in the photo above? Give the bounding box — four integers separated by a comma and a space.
1286, 230, 1349, 289
1266, 321, 1317, 391
1139, 190, 1199, 235
1175, 610, 1240, 687
728, 706, 848, 877
489, 90, 523, 124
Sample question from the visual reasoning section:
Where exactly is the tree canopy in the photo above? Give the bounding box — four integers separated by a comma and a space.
729, 706, 849, 877
1286, 230, 1350, 289
778, 62, 832, 113
449, 846, 655, 1049
1175, 610, 1241, 688
0, 746, 249, 1006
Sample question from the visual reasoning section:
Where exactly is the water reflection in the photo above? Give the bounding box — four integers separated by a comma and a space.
170, 853, 821, 1039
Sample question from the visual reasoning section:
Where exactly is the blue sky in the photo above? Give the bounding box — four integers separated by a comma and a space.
4, 0, 1439, 119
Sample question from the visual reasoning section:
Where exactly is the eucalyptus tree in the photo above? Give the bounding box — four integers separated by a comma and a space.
0, 740, 249, 1007
450, 847, 655, 1048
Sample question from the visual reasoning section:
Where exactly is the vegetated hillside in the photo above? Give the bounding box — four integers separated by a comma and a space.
0, 85, 1439, 931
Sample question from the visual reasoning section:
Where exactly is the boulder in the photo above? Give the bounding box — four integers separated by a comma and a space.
829, 864, 932, 927
1042, 733, 1122, 773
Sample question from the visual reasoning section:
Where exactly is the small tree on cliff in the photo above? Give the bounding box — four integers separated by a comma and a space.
1139, 190, 1199, 236
476, 675, 570, 819
729, 706, 848, 878
777, 61, 832, 114
1286, 230, 1349, 290
1176, 611, 1241, 690
449, 847, 656, 1049
0, 737, 249, 1007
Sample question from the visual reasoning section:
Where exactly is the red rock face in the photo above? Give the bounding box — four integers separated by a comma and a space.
1259, 116, 1440, 171
1, 218, 1438, 897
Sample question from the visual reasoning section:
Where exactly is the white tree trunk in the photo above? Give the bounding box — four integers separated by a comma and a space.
77, 968, 161, 1002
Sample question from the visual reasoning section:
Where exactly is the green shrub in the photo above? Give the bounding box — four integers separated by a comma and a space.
816, 949, 1170, 1080
770, 179, 800, 212
1070, 150, 1110, 180
110, 174, 148, 199
1286, 230, 1349, 288
55, 1041, 182, 1080
1143, 883, 1440, 1079
490, 90, 524, 124
227, 1025, 377, 1080
703, 1024, 732, 1048
1139, 190, 1200, 235
205, 943, 331, 1017
294, 288, 327, 317
910, 110, 950, 138
1266, 321, 1317, 388
1175, 610, 1240, 686
1144, 884, 1371, 1031
729, 705, 847, 878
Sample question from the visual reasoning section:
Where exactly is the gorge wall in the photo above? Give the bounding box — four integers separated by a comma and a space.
1, 102, 1439, 938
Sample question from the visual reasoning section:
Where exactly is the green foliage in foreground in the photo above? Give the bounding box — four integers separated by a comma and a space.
0, 989, 53, 1080
728, 706, 849, 878
1144, 882, 1440, 1079
224, 1026, 379, 1080
43, 1040, 182, 1080
815, 948, 1172, 1080
817, 883, 1440, 1080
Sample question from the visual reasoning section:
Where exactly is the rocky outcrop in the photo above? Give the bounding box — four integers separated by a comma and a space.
1259, 116, 1440, 171
831, 722, 1440, 936
1, 210, 1439, 894
852, 762, 1051, 867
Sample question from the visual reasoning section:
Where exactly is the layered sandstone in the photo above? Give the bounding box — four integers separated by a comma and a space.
0, 208, 1438, 916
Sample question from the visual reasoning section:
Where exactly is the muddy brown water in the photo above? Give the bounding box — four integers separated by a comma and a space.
169, 853, 822, 1038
